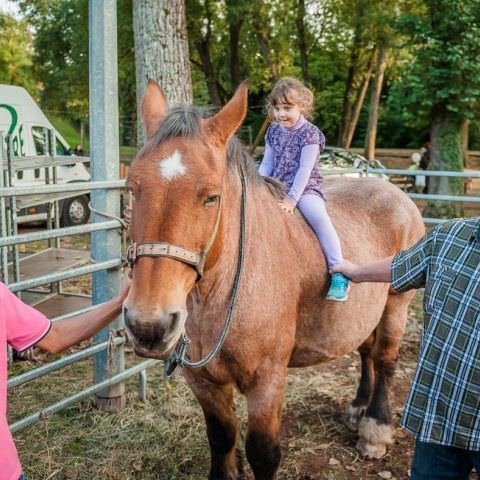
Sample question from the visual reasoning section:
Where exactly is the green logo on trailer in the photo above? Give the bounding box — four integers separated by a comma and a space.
0, 104, 25, 156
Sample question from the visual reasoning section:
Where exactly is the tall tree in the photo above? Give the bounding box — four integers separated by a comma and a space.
336, 0, 372, 147
343, 48, 375, 148
364, 44, 388, 160
226, 0, 246, 89
186, 0, 226, 105
296, 0, 310, 84
399, 0, 480, 217
133, 0, 193, 145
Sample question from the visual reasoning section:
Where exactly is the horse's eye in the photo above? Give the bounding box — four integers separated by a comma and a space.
204, 195, 219, 207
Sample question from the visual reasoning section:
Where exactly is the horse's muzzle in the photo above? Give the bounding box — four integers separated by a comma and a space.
123, 303, 186, 357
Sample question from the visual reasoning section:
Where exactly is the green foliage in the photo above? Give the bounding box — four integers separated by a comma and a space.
396, 0, 480, 121
0, 13, 36, 92
14, 0, 136, 144
7, 0, 479, 151
50, 115, 82, 147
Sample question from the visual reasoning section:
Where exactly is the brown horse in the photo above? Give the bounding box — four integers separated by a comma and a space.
124, 81, 425, 479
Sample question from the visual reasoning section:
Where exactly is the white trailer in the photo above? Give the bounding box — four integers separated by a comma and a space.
0, 84, 90, 225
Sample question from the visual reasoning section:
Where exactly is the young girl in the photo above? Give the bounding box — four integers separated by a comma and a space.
258, 77, 349, 301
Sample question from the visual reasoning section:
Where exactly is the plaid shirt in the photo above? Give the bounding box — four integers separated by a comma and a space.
391, 217, 480, 450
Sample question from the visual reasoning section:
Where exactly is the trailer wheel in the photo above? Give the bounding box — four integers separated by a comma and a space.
61, 194, 90, 227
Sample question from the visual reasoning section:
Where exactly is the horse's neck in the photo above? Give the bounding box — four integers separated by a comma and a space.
196, 172, 327, 306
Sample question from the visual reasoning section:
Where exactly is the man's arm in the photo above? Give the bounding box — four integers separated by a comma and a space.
36, 274, 130, 353
331, 256, 394, 283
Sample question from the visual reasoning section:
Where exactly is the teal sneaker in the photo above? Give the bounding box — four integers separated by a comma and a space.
326, 273, 349, 302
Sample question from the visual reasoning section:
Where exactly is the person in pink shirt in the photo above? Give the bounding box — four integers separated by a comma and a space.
1, 275, 130, 480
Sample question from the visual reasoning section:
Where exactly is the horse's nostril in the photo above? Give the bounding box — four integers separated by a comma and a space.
170, 311, 181, 332
123, 305, 132, 328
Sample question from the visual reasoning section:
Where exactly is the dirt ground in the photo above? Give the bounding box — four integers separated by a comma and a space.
9, 289, 426, 480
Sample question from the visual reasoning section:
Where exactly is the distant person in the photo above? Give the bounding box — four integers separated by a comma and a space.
408, 152, 426, 193
419, 142, 431, 193
257, 77, 349, 301
73, 144, 85, 156
1, 272, 130, 480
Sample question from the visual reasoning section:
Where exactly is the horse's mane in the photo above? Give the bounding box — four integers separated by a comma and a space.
145, 105, 284, 199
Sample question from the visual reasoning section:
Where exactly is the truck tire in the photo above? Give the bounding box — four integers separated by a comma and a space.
61, 194, 90, 227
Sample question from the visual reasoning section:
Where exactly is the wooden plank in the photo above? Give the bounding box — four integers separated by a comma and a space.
8, 248, 90, 281
33, 294, 91, 318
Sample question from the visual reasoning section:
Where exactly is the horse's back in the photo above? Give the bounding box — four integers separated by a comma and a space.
288, 176, 424, 366
324, 176, 425, 259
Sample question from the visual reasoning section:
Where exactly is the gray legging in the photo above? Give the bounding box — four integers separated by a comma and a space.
297, 194, 343, 269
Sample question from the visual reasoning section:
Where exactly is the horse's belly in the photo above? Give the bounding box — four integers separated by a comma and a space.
289, 283, 389, 367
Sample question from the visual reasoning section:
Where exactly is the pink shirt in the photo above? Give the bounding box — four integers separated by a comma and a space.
1, 282, 51, 480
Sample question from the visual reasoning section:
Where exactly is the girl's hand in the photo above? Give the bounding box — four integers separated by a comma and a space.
278, 199, 295, 214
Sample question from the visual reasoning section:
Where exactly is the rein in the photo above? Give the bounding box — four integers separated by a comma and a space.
127, 170, 247, 378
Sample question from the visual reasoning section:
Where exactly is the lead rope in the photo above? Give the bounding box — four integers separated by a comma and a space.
163, 169, 247, 378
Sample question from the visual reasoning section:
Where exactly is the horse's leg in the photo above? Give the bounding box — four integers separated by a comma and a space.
184, 373, 242, 480
245, 365, 286, 480
357, 291, 413, 459
347, 332, 376, 430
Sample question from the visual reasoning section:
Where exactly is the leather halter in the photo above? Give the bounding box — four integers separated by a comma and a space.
126, 196, 222, 279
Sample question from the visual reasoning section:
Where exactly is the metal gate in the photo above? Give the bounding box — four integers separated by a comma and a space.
3, 0, 158, 433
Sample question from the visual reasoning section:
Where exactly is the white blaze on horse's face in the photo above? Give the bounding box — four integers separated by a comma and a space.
160, 149, 186, 180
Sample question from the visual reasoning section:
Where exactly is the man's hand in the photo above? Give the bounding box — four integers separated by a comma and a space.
331, 256, 394, 284
330, 260, 360, 282
279, 199, 295, 214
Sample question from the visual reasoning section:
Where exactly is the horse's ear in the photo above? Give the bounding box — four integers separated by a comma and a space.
141, 80, 168, 140
205, 81, 249, 148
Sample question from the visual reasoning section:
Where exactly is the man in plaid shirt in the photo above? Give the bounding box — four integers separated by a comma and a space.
333, 217, 480, 479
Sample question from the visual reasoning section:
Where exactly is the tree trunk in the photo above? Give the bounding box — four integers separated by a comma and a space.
461, 118, 469, 167
364, 44, 387, 161
133, 0, 193, 146
343, 49, 375, 149
226, 0, 243, 89
424, 112, 464, 218
338, 43, 360, 146
253, 14, 277, 85
296, 0, 310, 84
195, 40, 224, 106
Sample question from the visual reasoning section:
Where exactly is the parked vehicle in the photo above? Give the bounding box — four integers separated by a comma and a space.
0, 84, 90, 226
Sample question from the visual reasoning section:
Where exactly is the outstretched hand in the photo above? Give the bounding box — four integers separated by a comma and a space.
330, 260, 360, 282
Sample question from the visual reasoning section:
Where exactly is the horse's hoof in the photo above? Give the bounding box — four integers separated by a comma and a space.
356, 437, 387, 459
356, 417, 392, 459
345, 404, 366, 431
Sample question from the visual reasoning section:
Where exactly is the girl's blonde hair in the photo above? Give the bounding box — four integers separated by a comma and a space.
265, 77, 314, 120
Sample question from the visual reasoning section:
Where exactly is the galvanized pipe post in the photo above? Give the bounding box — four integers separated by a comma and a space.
6, 135, 20, 291
89, 0, 125, 411
0, 132, 8, 284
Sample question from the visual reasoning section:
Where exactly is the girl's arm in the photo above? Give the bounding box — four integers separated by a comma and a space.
258, 143, 274, 177
287, 144, 319, 205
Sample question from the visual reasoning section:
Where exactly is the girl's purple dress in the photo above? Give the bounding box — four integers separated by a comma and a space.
265, 118, 326, 202
259, 116, 343, 269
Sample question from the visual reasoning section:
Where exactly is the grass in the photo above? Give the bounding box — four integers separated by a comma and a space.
49, 115, 137, 158
50, 116, 83, 149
